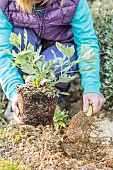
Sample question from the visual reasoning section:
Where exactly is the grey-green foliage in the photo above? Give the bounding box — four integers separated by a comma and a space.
89, 0, 113, 110
5, 30, 97, 95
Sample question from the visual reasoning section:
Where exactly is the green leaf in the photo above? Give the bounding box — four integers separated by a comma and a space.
25, 75, 36, 83
40, 78, 51, 86
42, 63, 46, 72
16, 50, 31, 58
72, 58, 80, 65
56, 42, 75, 58
66, 45, 75, 57
24, 29, 28, 50
27, 42, 34, 52
81, 66, 95, 72
81, 44, 91, 55
79, 44, 97, 63
54, 123, 59, 131
60, 66, 71, 73
33, 53, 42, 64
51, 49, 57, 59
11, 50, 18, 58
18, 33, 22, 47
36, 60, 42, 72
53, 108, 69, 130
21, 65, 35, 74
46, 60, 54, 71
9, 32, 22, 51
59, 122, 66, 129
59, 75, 76, 83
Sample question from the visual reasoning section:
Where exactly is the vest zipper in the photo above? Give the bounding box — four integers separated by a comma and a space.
33, 11, 45, 38
39, 16, 44, 38
33, 3, 49, 38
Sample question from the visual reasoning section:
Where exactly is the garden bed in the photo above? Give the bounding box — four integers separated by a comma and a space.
0, 83, 113, 170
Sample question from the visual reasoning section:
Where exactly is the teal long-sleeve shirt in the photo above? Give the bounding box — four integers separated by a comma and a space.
0, 0, 102, 101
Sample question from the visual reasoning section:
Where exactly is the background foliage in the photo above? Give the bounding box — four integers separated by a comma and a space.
88, 0, 113, 110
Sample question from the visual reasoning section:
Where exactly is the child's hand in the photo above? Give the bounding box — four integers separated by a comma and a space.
12, 99, 24, 124
83, 93, 106, 115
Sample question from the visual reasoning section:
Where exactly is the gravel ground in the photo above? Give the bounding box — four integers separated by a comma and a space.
0, 81, 113, 170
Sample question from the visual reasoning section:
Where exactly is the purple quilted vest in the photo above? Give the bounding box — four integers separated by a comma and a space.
0, 0, 79, 49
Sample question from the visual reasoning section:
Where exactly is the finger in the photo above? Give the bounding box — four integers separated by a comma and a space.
92, 101, 100, 114
83, 98, 90, 112
12, 102, 19, 116
98, 98, 106, 111
102, 97, 106, 105
13, 113, 24, 124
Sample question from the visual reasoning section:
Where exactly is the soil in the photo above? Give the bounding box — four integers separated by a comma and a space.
0, 81, 113, 170
17, 83, 58, 126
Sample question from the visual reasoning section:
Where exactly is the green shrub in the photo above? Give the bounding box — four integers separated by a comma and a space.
0, 158, 27, 170
89, 0, 113, 110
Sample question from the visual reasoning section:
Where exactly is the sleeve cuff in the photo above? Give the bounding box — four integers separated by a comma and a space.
8, 88, 18, 101
83, 84, 103, 97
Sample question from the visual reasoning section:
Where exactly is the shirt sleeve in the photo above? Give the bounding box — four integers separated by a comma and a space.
0, 10, 24, 101
71, 0, 102, 96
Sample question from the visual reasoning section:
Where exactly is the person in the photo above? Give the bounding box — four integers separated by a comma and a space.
0, 0, 105, 123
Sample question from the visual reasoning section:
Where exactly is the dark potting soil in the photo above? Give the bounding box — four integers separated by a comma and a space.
17, 84, 58, 126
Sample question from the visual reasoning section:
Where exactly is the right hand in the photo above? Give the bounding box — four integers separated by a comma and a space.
12, 99, 24, 124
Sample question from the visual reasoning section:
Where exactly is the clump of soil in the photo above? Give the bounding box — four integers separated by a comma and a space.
17, 83, 58, 126
61, 111, 113, 161
65, 111, 94, 140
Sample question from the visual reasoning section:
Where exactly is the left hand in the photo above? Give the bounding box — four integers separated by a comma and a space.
12, 98, 24, 124
83, 93, 106, 115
